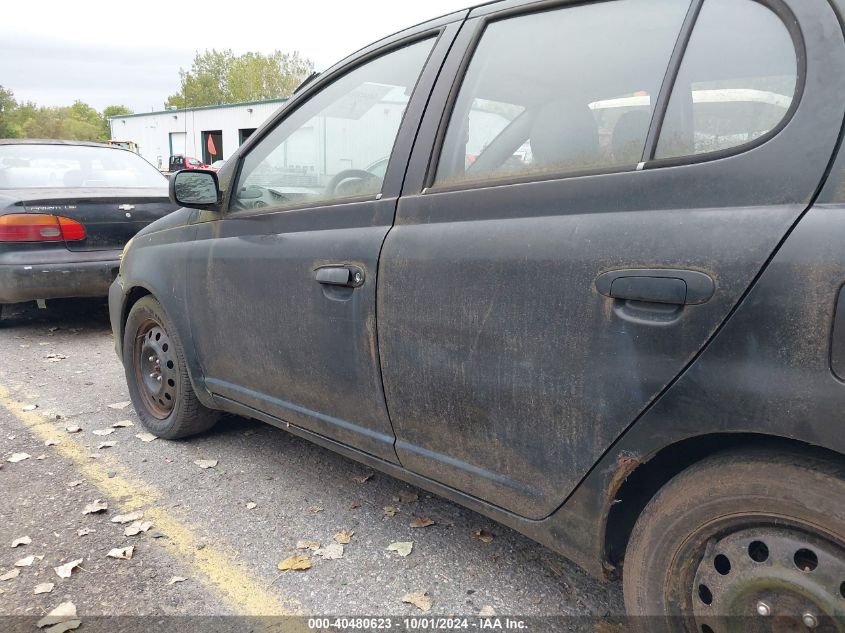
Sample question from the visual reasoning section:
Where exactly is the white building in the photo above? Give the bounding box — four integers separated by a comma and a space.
108, 99, 287, 170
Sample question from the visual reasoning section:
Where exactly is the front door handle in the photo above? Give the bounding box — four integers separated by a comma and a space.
314, 265, 365, 288
595, 268, 714, 305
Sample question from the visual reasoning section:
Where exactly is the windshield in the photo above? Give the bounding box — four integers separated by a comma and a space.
0, 144, 166, 189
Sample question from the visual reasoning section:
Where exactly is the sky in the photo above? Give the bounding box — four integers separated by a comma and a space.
1, 0, 474, 113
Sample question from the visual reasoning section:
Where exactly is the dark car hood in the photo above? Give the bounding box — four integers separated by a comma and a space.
134, 206, 198, 239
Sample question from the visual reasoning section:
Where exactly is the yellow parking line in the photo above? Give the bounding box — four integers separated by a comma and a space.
0, 383, 300, 617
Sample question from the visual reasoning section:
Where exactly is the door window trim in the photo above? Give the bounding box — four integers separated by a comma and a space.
421, 0, 806, 195
224, 29, 444, 216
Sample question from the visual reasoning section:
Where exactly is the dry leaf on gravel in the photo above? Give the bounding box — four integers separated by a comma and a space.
387, 542, 413, 557
245, 502, 257, 510
111, 420, 133, 428
7, 452, 30, 463
124, 521, 152, 537
409, 516, 435, 529
296, 540, 320, 551
277, 555, 311, 571
67, 481, 83, 488
383, 505, 398, 517
53, 559, 82, 579
92, 429, 114, 436
110, 511, 143, 524
97, 441, 116, 450
44, 439, 60, 447
334, 530, 354, 544
306, 505, 323, 514
478, 606, 496, 617
64, 426, 81, 434
168, 576, 187, 585
106, 546, 134, 560
36, 454, 46, 460
76, 529, 91, 537
353, 473, 373, 484
34, 582, 54, 595
194, 459, 217, 469
135, 432, 157, 442
393, 491, 418, 504
472, 529, 495, 543
11, 536, 31, 547
107, 401, 131, 410
15, 554, 39, 567
0, 569, 20, 581
402, 591, 433, 612
82, 499, 108, 514
315, 543, 344, 560
21, 404, 37, 412
349, 500, 361, 510
36, 601, 79, 630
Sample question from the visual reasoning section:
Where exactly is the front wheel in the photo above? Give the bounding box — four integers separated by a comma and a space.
623, 448, 845, 633
122, 295, 219, 439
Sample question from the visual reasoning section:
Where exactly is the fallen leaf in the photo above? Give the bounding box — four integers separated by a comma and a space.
245, 502, 257, 510
168, 576, 187, 585
97, 441, 116, 450
111, 511, 143, 524
135, 432, 157, 442
53, 559, 82, 579
106, 546, 134, 560
15, 554, 37, 567
67, 480, 83, 488
0, 569, 20, 581
124, 521, 153, 537
383, 505, 398, 517
353, 473, 373, 484
76, 528, 91, 537
479, 606, 496, 617
277, 555, 311, 571
387, 541, 413, 557
402, 591, 433, 612
334, 530, 354, 544
36, 601, 79, 630
409, 516, 435, 529
472, 529, 495, 543
44, 439, 60, 447
393, 491, 418, 504
349, 500, 362, 510
92, 428, 114, 436
7, 452, 30, 463
315, 543, 343, 560
194, 459, 217, 469
65, 425, 81, 434
107, 401, 131, 410
21, 404, 38, 412
111, 420, 134, 428
43, 619, 81, 633
306, 505, 323, 514
36, 454, 46, 460
82, 499, 108, 514
296, 540, 321, 551
11, 536, 31, 547
34, 582, 54, 595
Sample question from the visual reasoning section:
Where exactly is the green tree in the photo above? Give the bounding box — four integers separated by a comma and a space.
0, 86, 21, 138
166, 49, 313, 108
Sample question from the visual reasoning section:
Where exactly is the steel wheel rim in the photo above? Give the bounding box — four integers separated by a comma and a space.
688, 524, 845, 633
132, 318, 178, 419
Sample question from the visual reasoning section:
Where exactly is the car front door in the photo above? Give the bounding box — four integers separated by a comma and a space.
185, 18, 464, 462
378, 0, 845, 517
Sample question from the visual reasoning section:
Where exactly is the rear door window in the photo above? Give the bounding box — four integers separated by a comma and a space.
655, 0, 798, 159
434, 0, 690, 187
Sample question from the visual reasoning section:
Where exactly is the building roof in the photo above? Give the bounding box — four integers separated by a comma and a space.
109, 97, 289, 120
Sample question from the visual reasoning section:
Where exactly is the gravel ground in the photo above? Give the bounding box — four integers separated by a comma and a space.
0, 299, 624, 629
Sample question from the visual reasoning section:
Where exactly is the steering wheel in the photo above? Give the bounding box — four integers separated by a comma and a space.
325, 169, 380, 196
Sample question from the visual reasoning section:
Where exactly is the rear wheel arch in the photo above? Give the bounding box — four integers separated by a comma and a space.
604, 433, 845, 571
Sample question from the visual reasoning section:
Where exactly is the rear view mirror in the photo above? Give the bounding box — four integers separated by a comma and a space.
170, 169, 221, 211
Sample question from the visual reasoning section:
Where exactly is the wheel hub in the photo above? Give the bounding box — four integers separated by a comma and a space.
692, 527, 845, 633
133, 321, 177, 419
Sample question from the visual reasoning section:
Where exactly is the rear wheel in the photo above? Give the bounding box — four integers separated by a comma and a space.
623, 449, 845, 633
123, 295, 218, 439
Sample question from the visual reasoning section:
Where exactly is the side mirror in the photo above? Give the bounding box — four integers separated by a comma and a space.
169, 169, 222, 211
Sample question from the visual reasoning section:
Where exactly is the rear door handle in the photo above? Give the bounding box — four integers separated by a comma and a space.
595, 268, 714, 305
314, 265, 365, 288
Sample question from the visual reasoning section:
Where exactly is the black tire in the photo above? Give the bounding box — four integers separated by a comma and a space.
623, 448, 845, 632
122, 295, 219, 439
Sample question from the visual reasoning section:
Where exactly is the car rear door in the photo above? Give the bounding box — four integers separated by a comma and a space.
184, 16, 466, 462
378, 0, 845, 518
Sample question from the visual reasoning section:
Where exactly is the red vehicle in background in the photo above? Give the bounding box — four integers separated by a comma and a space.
167, 155, 208, 172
